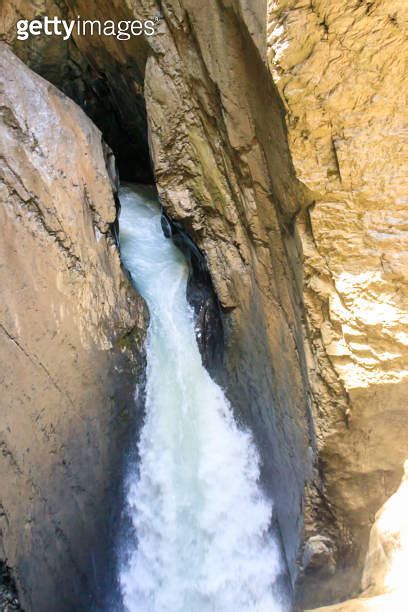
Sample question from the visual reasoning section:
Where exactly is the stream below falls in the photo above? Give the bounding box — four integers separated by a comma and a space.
117, 183, 285, 612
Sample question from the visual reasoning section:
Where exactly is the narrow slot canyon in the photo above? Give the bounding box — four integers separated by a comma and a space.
1, 2, 407, 612
117, 183, 289, 611
0, 31, 306, 609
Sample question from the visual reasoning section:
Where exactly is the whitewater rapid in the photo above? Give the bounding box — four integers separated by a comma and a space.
118, 184, 284, 612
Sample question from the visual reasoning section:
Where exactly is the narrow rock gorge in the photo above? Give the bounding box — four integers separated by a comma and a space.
1, 1, 407, 611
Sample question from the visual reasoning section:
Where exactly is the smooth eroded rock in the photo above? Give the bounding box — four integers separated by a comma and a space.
0, 44, 146, 611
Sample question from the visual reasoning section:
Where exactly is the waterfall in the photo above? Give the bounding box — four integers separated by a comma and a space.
118, 184, 285, 612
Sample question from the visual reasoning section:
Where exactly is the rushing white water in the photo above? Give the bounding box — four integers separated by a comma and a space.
118, 184, 284, 612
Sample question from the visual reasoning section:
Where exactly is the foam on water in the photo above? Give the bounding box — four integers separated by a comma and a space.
118, 184, 284, 612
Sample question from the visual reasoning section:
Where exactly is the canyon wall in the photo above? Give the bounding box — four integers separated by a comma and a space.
0, 45, 146, 611
267, 0, 408, 606
4, 0, 316, 594
2, 0, 408, 610
306, 462, 408, 611
3, 0, 315, 602
141, 1, 316, 590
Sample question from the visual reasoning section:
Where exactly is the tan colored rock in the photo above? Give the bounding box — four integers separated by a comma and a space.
308, 463, 408, 610
267, 0, 408, 605
305, 591, 406, 612
362, 460, 408, 596
0, 44, 146, 611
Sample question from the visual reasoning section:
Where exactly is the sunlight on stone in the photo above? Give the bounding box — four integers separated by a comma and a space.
361, 460, 408, 609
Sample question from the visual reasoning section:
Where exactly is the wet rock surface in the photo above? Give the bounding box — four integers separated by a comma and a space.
0, 563, 21, 612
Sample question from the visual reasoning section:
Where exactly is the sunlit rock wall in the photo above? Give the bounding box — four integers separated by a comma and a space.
267, 0, 408, 606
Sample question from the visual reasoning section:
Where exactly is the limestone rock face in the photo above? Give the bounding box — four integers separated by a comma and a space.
0, 45, 146, 611
362, 460, 408, 597
305, 591, 406, 612
267, 0, 408, 605
306, 464, 408, 610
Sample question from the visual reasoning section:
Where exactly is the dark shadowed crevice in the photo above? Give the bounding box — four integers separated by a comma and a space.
0, 561, 22, 611
161, 209, 224, 376
62, 65, 152, 183
9, 32, 152, 184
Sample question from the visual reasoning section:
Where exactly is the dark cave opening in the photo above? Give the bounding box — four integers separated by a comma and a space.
62, 67, 153, 183
12, 36, 153, 184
